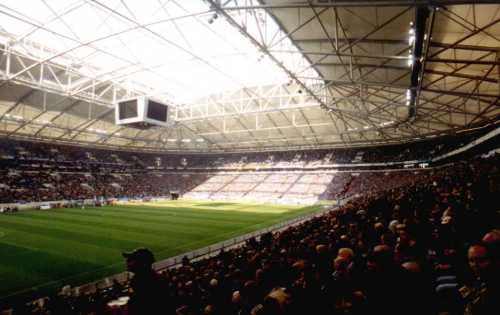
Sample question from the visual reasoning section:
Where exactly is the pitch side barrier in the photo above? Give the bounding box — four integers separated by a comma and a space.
0, 196, 171, 211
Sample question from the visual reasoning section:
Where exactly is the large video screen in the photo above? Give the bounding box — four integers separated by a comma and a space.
147, 100, 168, 122
118, 100, 138, 119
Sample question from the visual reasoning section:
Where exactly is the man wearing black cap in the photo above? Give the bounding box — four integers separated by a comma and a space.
122, 248, 169, 314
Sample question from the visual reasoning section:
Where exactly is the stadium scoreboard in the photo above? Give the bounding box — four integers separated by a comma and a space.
115, 96, 170, 129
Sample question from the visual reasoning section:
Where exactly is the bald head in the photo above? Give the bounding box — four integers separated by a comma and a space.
468, 244, 491, 279
316, 244, 327, 254
482, 229, 500, 244
292, 259, 306, 271
374, 244, 392, 254
209, 278, 218, 287
402, 261, 421, 273
367, 245, 393, 271
204, 304, 214, 315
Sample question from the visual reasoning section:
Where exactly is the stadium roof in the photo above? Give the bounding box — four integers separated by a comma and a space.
0, 0, 499, 152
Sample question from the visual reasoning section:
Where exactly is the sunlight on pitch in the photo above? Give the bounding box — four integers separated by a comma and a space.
126, 200, 307, 214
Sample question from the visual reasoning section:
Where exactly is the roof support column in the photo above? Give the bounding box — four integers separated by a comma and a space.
415, 6, 435, 120
5, 43, 11, 78
409, 5, 430, 120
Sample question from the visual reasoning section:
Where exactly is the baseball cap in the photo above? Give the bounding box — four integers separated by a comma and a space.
122, 248, 155, 265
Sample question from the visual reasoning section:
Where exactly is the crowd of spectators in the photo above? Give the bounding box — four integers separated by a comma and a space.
4, 151, 498, 315
3, 134, 468, 204
0, 170, 432, 204
0, 127, 488, 175
0, 167, 435, 205
0, 171, 209, 204
2, 128, 488, 205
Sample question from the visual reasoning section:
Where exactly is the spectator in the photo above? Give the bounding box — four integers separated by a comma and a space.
122, 248, 169, 314
460, 241, 500, 315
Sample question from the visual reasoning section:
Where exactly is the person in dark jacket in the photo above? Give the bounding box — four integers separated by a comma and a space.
123, 248, 169, 314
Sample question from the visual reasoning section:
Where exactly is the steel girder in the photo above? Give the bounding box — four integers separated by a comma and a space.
0, 1, 498, 152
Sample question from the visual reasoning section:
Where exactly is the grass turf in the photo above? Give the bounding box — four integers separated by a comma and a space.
0, 200, 324, 303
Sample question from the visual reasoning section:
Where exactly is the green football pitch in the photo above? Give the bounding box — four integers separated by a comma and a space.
0, 200, 325, 303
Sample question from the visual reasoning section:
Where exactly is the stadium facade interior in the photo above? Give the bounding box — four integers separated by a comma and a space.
0, 1, 499, 314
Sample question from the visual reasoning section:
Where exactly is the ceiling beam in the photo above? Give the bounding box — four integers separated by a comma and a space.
411, 5, 432, 121
429, 17, 500, 58
294, 37, 407, 45
220, 1, 499, 9
422, 88, 498, 99
317, 62, 408, 71
429, 42, 500, 52
271, 49, 410, 61
295, 37, 500, 53
425, 69, 498, 84
205, 0, 342, 120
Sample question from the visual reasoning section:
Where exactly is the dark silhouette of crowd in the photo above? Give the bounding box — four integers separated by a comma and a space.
4, 152, 498, 315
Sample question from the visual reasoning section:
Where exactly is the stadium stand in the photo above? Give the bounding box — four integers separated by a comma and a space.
2, 150, 497, 314
0, 129, 493, 205
0, 2, 499, 314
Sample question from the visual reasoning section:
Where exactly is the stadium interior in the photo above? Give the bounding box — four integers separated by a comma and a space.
0, 1, 499, 314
